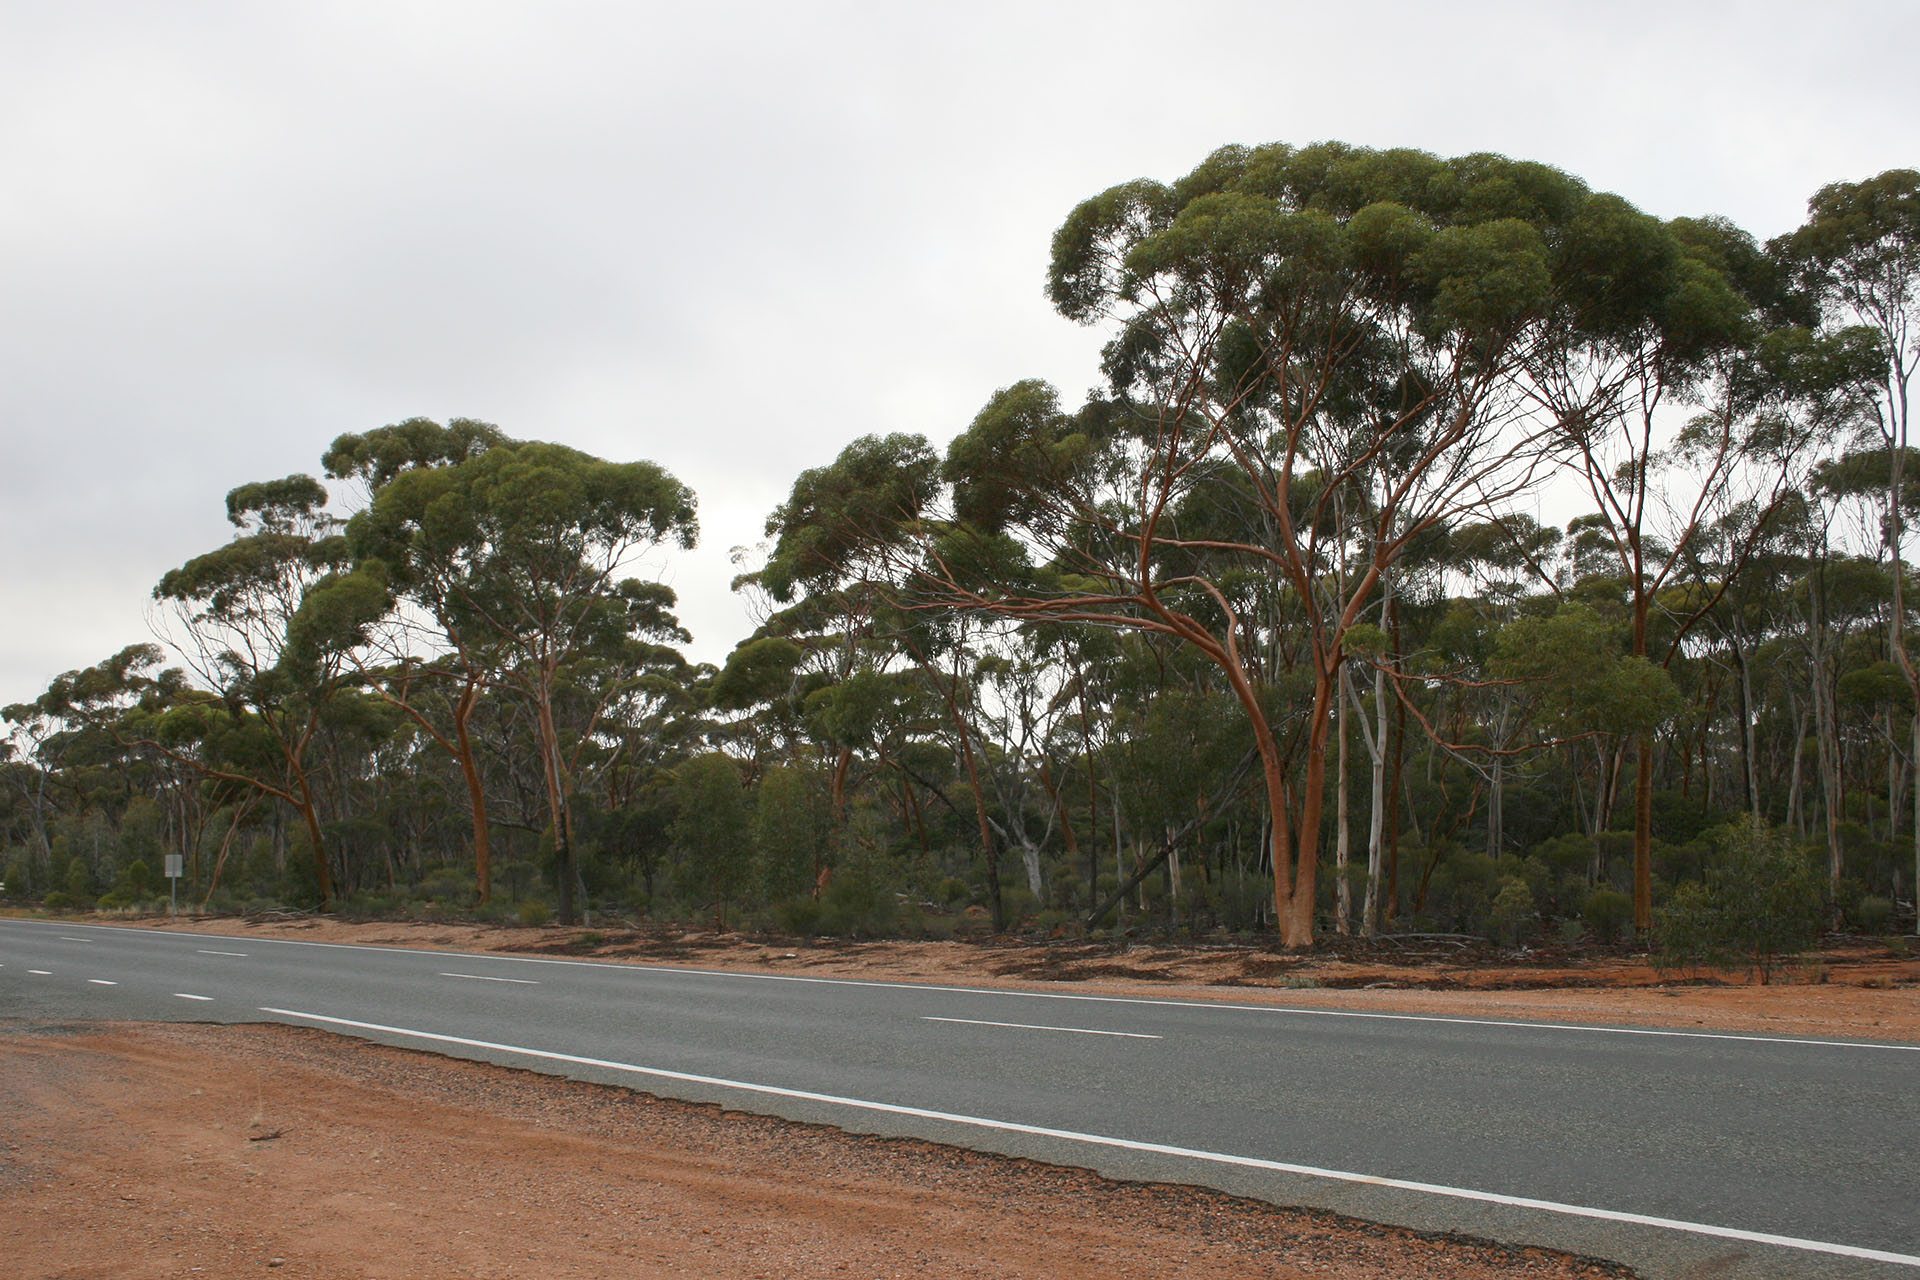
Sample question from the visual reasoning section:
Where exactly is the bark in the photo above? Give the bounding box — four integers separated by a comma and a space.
953, 717, 1004, 932
451, 679, 492, 904
1632, 734, 1653, 937
535, 671, 578, 925
1278, 662, 1338, 947
1333, 663, 1352, 937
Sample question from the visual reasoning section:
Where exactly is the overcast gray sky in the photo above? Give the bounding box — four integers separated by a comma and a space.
3, 0, 1915, 705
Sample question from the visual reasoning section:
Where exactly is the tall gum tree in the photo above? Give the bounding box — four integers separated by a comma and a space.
346, 434, 696, 924
723, 434, 1015, 929
906, 143, 1633, 946
315, 417, 509, 901
152, 476, 367, 908
1779, 171, 1920, 906
1525, 204, 1881, 932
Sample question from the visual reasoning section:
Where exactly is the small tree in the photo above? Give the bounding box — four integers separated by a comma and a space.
670, 753, 752, 926
1654, 819, 1825, 983
753, 764, 822, 906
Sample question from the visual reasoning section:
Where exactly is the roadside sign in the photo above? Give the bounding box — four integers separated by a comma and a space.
165, 854, 183, 915
165, 855, 183, 879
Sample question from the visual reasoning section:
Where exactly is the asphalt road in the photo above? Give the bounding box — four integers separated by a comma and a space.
2, 917, 1914, 1280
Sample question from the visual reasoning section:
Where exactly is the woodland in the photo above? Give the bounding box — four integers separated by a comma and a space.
5, 142, 1919, 953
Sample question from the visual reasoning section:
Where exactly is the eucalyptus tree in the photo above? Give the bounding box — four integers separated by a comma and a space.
151, 476, 380, 907
670, 752, 753, 926
724, 432, 1016, 927
3, 645, 193, 892
309, 418, 511, 899
1779, 170, 1920, 901
348, 434, 697, 923
1517, 206, 1862, 932
907, 143, 1647, 945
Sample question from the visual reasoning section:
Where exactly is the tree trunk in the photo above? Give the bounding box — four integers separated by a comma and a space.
1811, 633, 1845, 893
1362, 651, 1389, 936
1334, 663, 1352, 937
1632, 735, 1653, 936
452, 679, 492, 904
1735, 641, 1761, 822
535, 676, 577, 925
1279, 662, 1338, 947
954, 718, 1004, 932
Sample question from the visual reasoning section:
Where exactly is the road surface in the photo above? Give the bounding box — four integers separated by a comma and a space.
1, 917, 1914, 1280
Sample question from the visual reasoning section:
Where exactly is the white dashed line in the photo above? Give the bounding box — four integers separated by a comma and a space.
439, 972, 539, 984
174, 993, 213, 1002
923, 1016, 1161, 1040
196, 949, 248, 957
87, 979, 117, 985
28, 969, 51, 975
58, 936, 90, 942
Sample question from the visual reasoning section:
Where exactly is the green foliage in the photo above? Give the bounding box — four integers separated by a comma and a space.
1488, 877, 1536, 947
414, 866, 474, 906
773, 898, 824, 936
671, 754, 753, 924
122, 858, 155, 898
753, 765, 823, 906
816, 839, 897, 938
1653, 821, 1826, 981
1582, 889, 1633, 943
1493, 604, 1683, 737
1852, 895, 1894, 933
516, 899, 552, 927
64, 858, 94, 903
758, 433, 936, 601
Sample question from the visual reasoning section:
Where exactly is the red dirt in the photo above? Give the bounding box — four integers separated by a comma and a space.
2, 1021, 1634, 1280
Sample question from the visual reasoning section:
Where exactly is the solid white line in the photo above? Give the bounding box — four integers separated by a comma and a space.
923, 1015, 1160, 1040
439, 972, 539, 985
14, 919, 1916, 1053
173, 993, 213, 1001
196, 949, 248, 957
258, 1006, 1920, 1268
87, 979, 117, 985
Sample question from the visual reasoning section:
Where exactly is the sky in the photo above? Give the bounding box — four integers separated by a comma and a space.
3, 0, 1917, 707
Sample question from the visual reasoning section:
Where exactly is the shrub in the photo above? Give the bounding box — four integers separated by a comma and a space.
818, 851, 896, 938
123, 859, 156, 898
1653, 820, 1824, 983
515, 899, 552, 927
1852, 895, 1894, 934
773, 898, 824, 936
415, 866, 474, 905
42, 890, 73, 910
1488, 877, 1535, 947
1582, 888, 1633, 943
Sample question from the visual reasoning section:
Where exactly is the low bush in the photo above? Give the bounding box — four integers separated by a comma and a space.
1653, 820, 1824, 983
1488, 877, 1535, 947
1852, 895, 1894, 934
1582, 888, 1633, 943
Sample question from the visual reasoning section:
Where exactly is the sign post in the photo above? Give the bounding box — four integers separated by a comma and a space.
164, 854, 183, 917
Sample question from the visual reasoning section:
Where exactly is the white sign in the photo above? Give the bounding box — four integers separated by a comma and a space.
164, 854, 183, 879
